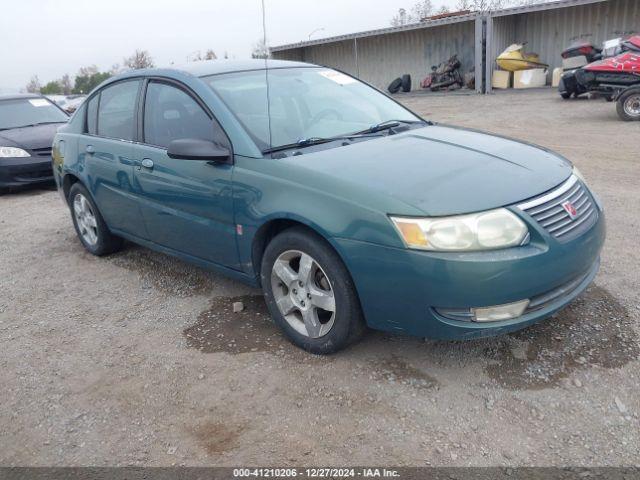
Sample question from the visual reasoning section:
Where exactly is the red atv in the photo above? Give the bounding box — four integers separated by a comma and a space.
576, 35, 640, 121
421, 54, 464, 91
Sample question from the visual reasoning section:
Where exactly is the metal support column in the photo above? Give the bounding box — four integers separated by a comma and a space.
354, 38, 360, 78
474, 16, 484, 94
485, 15, 494, 94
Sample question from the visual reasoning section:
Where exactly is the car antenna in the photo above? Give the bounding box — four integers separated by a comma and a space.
261, 0, 274, 155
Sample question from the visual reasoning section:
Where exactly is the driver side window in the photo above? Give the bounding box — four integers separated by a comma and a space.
143, 81, 225, 149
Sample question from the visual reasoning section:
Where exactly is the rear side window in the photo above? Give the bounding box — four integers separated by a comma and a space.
97, 80, 140, 141
86, 95, 99, 135
143, 81, 222, 149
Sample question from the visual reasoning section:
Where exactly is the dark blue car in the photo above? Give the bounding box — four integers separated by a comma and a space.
52, 60, 605, 354
0, 94, 68, 192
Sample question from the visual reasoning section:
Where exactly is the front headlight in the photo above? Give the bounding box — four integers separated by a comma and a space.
390, 208, 529, 252
0, 147, 30, 158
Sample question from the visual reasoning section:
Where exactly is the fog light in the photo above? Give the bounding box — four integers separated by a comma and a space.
472, 299, 530, 322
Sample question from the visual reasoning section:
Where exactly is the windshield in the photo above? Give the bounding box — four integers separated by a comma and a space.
205, 67, 421, 151
0, 97, 68, 130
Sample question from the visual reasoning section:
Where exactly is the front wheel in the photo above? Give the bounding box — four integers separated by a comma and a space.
616, 89, 640, 121
261, 227, 366, 354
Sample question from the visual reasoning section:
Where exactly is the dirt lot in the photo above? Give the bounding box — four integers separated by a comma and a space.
1, 89, 639, 467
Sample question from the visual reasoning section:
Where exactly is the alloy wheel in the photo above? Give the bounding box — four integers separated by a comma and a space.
623, 94, 640, 118
73, 193, 98, 246
270, 250, 336, 338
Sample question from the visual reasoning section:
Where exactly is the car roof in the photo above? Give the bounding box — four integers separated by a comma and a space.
175, 59, 317, 77
116, 59, 318, 82
0, 93, 43, 101
89, 59, 323, 98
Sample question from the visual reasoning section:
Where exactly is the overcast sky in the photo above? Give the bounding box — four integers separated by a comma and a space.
0, 0, 459, 92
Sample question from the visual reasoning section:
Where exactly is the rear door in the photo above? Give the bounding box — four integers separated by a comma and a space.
78, 79, 148, 238
131, 78, 238, 268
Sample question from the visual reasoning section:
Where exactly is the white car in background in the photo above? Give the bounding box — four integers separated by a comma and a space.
46, 94, 86, 114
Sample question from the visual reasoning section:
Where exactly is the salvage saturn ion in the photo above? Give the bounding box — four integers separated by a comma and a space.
52, 60, 605, 354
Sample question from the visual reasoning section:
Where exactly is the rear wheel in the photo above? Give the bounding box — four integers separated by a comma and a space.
616, 89, 640, 121
261, 227, 366, 354
68, 183, 123, 256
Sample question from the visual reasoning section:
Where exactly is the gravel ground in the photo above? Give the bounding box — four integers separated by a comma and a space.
1, 89, 639, 467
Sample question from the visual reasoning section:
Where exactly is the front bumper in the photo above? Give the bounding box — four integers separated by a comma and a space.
0, 156, 54, 188
334, 207, 605, 340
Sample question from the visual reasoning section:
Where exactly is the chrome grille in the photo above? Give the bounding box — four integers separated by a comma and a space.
517, 175, 598, 241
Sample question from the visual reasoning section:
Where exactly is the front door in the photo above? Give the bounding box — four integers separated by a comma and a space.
131, 79, 238, 269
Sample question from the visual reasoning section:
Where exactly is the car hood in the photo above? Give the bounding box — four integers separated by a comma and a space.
281, 125, 572, 216
0, 123, 64, 150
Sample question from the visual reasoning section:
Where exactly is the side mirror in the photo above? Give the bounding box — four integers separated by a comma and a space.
167, 139, 231, 163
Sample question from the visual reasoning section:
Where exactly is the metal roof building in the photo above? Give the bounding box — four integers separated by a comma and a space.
271, 13, 484, 93
271, 0, 639, 93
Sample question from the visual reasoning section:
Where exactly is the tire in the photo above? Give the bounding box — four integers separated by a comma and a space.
401, 74, 411, 93
616, 88, 640, 122
261, 227, 366, 354
68, 183, 123, 256
559, 76, 577, 99
388, 77, 402, 94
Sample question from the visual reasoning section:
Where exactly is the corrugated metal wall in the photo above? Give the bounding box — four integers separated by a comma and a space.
356, 22, 476, 90
303, 40, 361, 76
490, 0, 640, 81
273, 48, 304, 62
273, 21, 477, 91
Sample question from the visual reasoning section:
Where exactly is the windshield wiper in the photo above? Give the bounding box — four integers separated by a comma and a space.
356, 119, 428, 135
262, 119, 429, 155
0, 121, 65, 131
263, 132, 385, 155
29, 121, 66, 126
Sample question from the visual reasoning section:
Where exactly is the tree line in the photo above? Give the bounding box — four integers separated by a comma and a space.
27, 41, 269, 95
26, 49, 156, 95
391, 0, 552, 25
26, 48, 227, 95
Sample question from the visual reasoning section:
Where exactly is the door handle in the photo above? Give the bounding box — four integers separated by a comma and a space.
141, 158, 154, 170
85, 145, 95, 155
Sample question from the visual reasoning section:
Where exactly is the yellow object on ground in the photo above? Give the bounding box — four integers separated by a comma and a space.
497, 44, 549, 72
514, 68, 548, 89
492, 70, 512, 89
